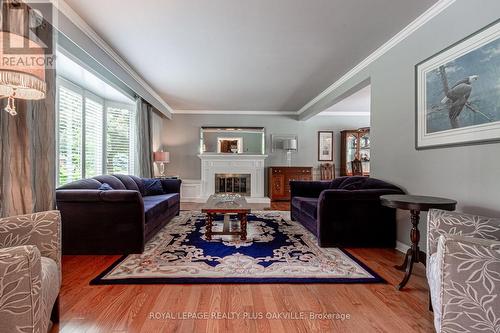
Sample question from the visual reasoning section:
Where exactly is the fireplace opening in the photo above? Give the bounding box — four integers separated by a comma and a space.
215, 174, 251, 196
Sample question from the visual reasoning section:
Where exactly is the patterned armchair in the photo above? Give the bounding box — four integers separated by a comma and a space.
0, 211, 61, 333
427, 209, 500, 333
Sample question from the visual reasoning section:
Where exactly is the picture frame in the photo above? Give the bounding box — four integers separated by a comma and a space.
318, 131, 334, 161
415, 19, 500, 149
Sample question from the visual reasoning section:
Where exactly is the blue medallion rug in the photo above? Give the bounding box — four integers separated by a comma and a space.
90, 211, 384, 284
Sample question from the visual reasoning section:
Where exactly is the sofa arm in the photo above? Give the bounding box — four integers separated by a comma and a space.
433, 234, 500, 333
0, 245, 43, 333
56, 190, 145, 254
316, 188, 403, 247
160, 179, 182, 194
290, 181, 330, 199
427, 209, 500, 258
0, 210, 61, 271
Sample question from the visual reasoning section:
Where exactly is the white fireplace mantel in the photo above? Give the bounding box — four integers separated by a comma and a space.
198, 154, 269, 203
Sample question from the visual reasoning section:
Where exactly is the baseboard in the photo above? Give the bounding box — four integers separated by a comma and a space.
396, 241, 410, 254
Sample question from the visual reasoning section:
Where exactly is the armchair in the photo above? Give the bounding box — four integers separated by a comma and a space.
0, 210, 61, 333
427, 209, 500, 333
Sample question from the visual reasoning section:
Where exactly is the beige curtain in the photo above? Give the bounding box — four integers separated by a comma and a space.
135, 99, 154, 178
0, 78, 56, 217
0, 1, 56, 217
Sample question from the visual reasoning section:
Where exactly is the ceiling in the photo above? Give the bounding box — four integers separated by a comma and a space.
57, 51, 135, 104
319, 85, 371, 116
64, 0, 437, 113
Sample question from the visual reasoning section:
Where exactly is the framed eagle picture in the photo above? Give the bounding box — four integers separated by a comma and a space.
415, 19, 500, 149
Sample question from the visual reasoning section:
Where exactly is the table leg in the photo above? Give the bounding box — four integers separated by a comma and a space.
395, 209, 426, 290
206, 213, 213, 240
240, 213, 247, 241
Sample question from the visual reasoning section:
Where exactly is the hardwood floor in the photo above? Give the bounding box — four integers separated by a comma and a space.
52, 204, 435, 333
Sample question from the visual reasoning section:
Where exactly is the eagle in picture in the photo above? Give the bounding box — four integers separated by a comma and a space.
434, 65, 493, 128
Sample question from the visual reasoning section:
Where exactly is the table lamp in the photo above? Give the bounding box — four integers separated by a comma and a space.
153, 151, 170, 177
283, 138, 297, 167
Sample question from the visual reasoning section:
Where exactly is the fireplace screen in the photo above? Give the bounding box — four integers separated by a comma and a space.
215, 174, 251, 196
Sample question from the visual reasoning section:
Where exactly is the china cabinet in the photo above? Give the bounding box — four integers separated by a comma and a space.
340, 128, 370, 176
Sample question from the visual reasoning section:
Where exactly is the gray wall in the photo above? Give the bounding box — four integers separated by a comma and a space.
302, 0, 500, 248
162, 114, 369, 183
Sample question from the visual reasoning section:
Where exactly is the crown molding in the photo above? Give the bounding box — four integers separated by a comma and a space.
173, 109, 298, 116
297, 0, 457, 115
50, 0, 174, 117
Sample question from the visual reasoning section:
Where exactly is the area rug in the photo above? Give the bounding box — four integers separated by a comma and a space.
90, 211, 384, 284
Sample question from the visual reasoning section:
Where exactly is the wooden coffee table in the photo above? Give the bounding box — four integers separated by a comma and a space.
201, 194, 251, 241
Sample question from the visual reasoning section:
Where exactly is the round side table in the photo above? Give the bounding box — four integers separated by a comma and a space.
380, 194, 457, 290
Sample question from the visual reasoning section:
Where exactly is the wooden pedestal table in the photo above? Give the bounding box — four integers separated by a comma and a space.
380, 194, 457, 290
201, 194, 251, 241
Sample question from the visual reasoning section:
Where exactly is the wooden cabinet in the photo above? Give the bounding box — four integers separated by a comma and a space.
268, 167, 313, 201
340, 128, 370, 176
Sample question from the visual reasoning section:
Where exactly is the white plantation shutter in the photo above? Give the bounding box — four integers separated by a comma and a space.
84, 94, 104, 178
106, 104, 136, 175
57, 83, 83, 185
56, 77, 136, 185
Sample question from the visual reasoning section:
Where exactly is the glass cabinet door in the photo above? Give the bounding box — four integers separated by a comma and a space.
346, 133, 358, 174
359, 133, 370, 174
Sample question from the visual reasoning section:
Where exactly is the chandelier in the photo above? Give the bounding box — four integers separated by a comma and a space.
0, 31, 47, 116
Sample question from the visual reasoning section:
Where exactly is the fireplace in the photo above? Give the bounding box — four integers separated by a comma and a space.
215, 174, 251, 196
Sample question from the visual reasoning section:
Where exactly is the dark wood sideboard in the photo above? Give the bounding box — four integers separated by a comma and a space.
268, 167, 313, 201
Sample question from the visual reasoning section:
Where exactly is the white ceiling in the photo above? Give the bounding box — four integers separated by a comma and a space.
63, 0, 437, 113
319, 85, 371, 116
57, 51, 135, 104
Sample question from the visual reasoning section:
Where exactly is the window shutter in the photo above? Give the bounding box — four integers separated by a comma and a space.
57, 85, 83, 185
106, 105, 136, 175
84, 95, 104, 177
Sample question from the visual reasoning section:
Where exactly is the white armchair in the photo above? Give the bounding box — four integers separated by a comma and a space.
0, 211, 61, 333
426, 209, 500, 333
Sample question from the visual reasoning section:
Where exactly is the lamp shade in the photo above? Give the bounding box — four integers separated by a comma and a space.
0, 32, 46, 100
154, 151, 170, 163
283, 138, 297, 151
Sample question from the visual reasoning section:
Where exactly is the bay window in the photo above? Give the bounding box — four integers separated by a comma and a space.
56, 77, 136, 185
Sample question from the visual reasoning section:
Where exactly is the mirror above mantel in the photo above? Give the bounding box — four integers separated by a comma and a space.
200, 127, 265, 155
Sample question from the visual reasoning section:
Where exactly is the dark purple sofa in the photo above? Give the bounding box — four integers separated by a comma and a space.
56, 174, 181, 254
290, 176, 404, 248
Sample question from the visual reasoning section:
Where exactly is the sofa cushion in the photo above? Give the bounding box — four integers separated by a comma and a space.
98, 183, 113, 191
292, 196, 318, 219
113, 174, 142, 193
93, 175, 127, 190
143, 193, 180, 223
143, 179, 165, 196
57, 178, 101, 190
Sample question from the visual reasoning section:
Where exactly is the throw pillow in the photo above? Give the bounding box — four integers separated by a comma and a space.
143, 178, 165, 196
98, 183, 113, 191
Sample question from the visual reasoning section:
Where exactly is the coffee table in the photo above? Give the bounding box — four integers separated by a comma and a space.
201, 194, 251, 241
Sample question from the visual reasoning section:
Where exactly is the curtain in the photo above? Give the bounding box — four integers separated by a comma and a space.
0, 2, 56, 217
0, 85, 56, 217
135, 98, 154, 178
